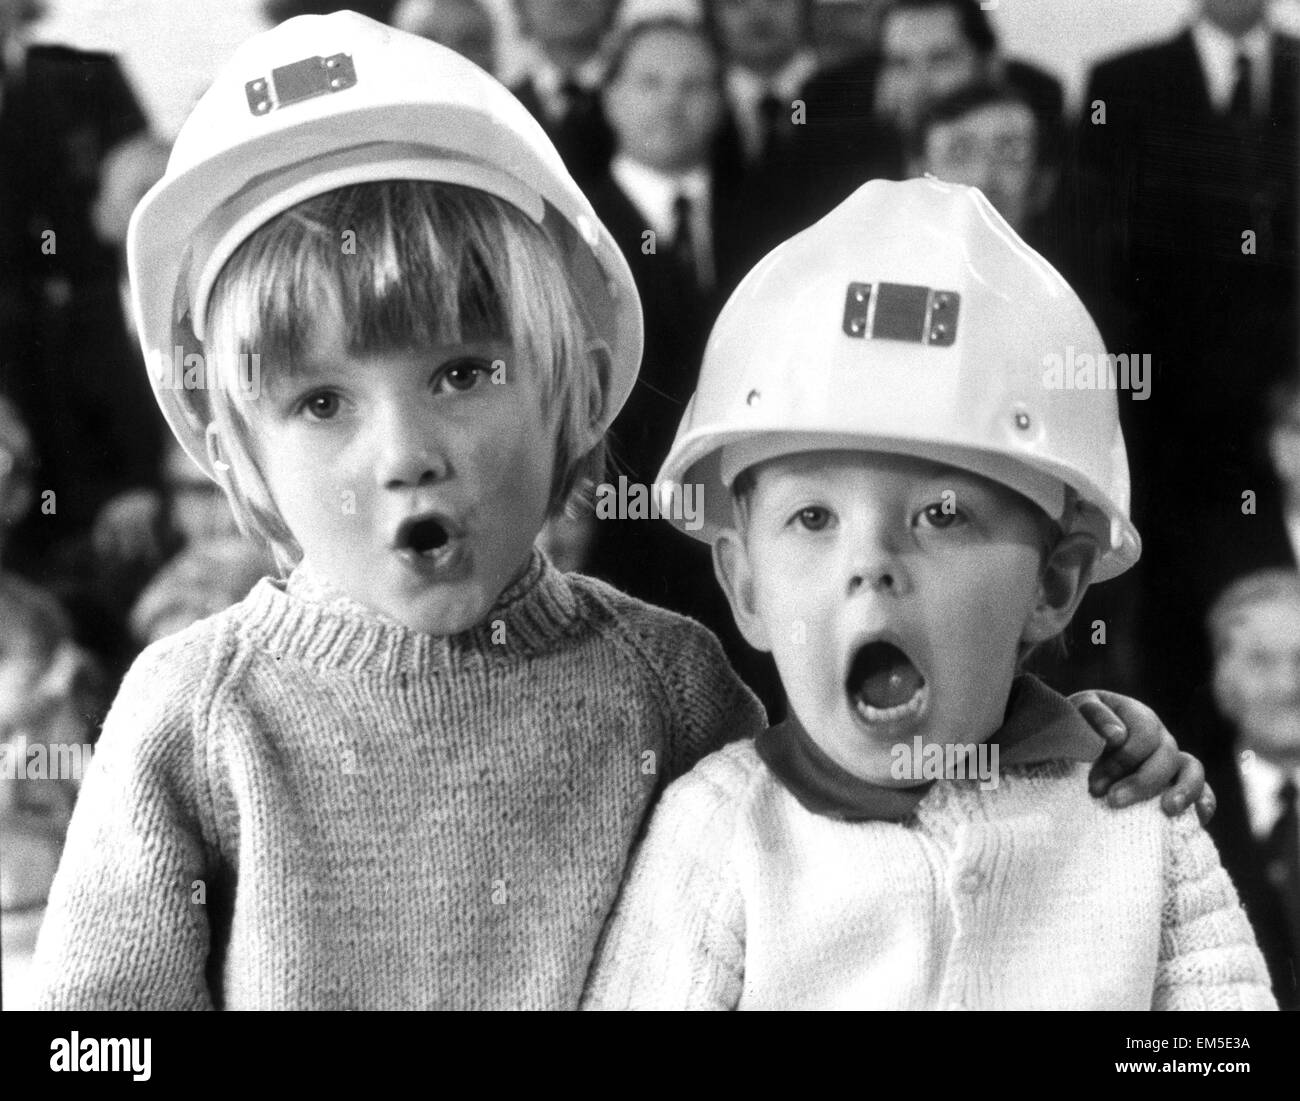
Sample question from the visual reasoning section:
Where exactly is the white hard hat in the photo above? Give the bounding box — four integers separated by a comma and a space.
658, 177, 1141, 581
127, 10, 642, 481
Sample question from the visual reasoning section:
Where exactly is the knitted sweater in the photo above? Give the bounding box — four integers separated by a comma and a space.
583, 700, 1277, 1010
31, 551, 766, 1009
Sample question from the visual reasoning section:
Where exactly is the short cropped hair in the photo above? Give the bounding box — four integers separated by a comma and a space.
909, 79, 1039, 163
603, 16, 724, 88
702, 0, 813, 51
1207, 569, 1300, 659
203, 180, 605, 570
883, 0, 997, 57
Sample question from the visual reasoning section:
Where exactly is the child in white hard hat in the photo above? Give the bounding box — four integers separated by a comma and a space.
583, 177, 1273, 1010
31, 10, 765, 1011
30, 17, 1206, 1010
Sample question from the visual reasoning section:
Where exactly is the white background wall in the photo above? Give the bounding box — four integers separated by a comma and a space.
28, 0, 1300, 137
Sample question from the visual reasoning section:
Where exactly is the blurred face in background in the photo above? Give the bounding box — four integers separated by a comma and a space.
877, 3, 983, 133
919, 100, 1041, 232
1268, 386, 1300, 499
604, 25, 725, 173
714, 0, 806, 75
514, 0, 619, 56
165, 443, 240, 546
1215, 597, 1300, 765
0, 397, 35, 534
1200, 0, 1269, 38
810, 0, 883, 70
392, 0, 498, 74
0, 1, 25, 52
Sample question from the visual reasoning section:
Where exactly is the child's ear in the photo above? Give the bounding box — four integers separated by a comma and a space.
713, 529, 772, 652
582, 339, 613, 448
1022, 532, 1098, 645
205, 423, 237, 498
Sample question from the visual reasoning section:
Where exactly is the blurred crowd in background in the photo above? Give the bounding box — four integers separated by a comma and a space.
1, 0, 1299, 1007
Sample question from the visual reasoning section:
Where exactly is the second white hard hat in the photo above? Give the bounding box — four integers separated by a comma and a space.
658, 177, 1141, 581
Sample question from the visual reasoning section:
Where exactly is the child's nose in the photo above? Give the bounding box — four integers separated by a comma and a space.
845, 531, 910, 597
374, 411, 448, 490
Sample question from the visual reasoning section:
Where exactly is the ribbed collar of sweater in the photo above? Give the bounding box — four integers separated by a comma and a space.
234, 549, 583, 676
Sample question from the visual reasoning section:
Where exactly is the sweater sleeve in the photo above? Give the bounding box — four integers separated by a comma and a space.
30, 632, 220, 1010
622, 604, 767, 782
582, 752, 753, 1010
1153, 808, 1277, 1011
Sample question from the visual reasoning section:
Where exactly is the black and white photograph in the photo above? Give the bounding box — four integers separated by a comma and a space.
0, 0, 1297, 1062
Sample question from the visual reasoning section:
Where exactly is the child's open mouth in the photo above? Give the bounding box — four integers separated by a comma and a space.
846, 639, 928, 725
392, 513, 465, 575
398, 516, 450, 556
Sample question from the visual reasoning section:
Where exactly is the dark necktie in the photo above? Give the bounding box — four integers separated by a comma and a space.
558, 76, 590, 124
671, 191, 699, 292
1266, 779, 1300, 954
757, 91, 782, 161
1229, 52, 1253, 120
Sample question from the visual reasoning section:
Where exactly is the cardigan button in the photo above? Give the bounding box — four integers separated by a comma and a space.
956, 869, 985, 894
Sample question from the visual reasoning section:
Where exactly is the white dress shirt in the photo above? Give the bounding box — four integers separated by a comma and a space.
725, 48, 819, 163
1191, 17, 1273, 116
1285, 505, 1300, 566
1238, 750, 1300, 841
0, 32, 27, 118
610, 153, 715, 290
516, 44, 607, 124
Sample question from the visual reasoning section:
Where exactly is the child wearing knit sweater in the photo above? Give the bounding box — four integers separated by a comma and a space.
582, 178, 1275, 1011
31, 19, 1205, 1011
31, 13, 769, 1011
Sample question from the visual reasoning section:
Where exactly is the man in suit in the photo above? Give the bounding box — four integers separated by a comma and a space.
1074, 0, 1300, 720
509, 0, 623, 183
589, 16, 753, 480
1191, 570, 1300, 1009
706, 0, 819, 175
389, 0, 498, 75
762, 0, 1063, 254
583, 15, 784, 716
0, 2, 159, 575
809, 0, 883, 72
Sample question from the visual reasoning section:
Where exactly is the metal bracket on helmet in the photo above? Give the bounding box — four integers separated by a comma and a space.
246, 54, 357, 116
842, 282, 960, 347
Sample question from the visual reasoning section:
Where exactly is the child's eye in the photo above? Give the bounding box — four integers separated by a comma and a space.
436, 358, 490, 393
299, 391, 341, 420
793, 506, 832, 532
916, 502, 966, 530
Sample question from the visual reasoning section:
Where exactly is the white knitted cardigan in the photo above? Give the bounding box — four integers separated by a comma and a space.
583, 738, 1277, 1010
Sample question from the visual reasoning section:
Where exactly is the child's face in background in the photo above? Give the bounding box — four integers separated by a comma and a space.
1215, 598, 1300, 764
718, 451, 1048, 783
248, 302, 559, 635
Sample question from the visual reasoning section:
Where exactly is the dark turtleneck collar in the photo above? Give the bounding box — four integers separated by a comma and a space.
755, 675, 1102, 823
